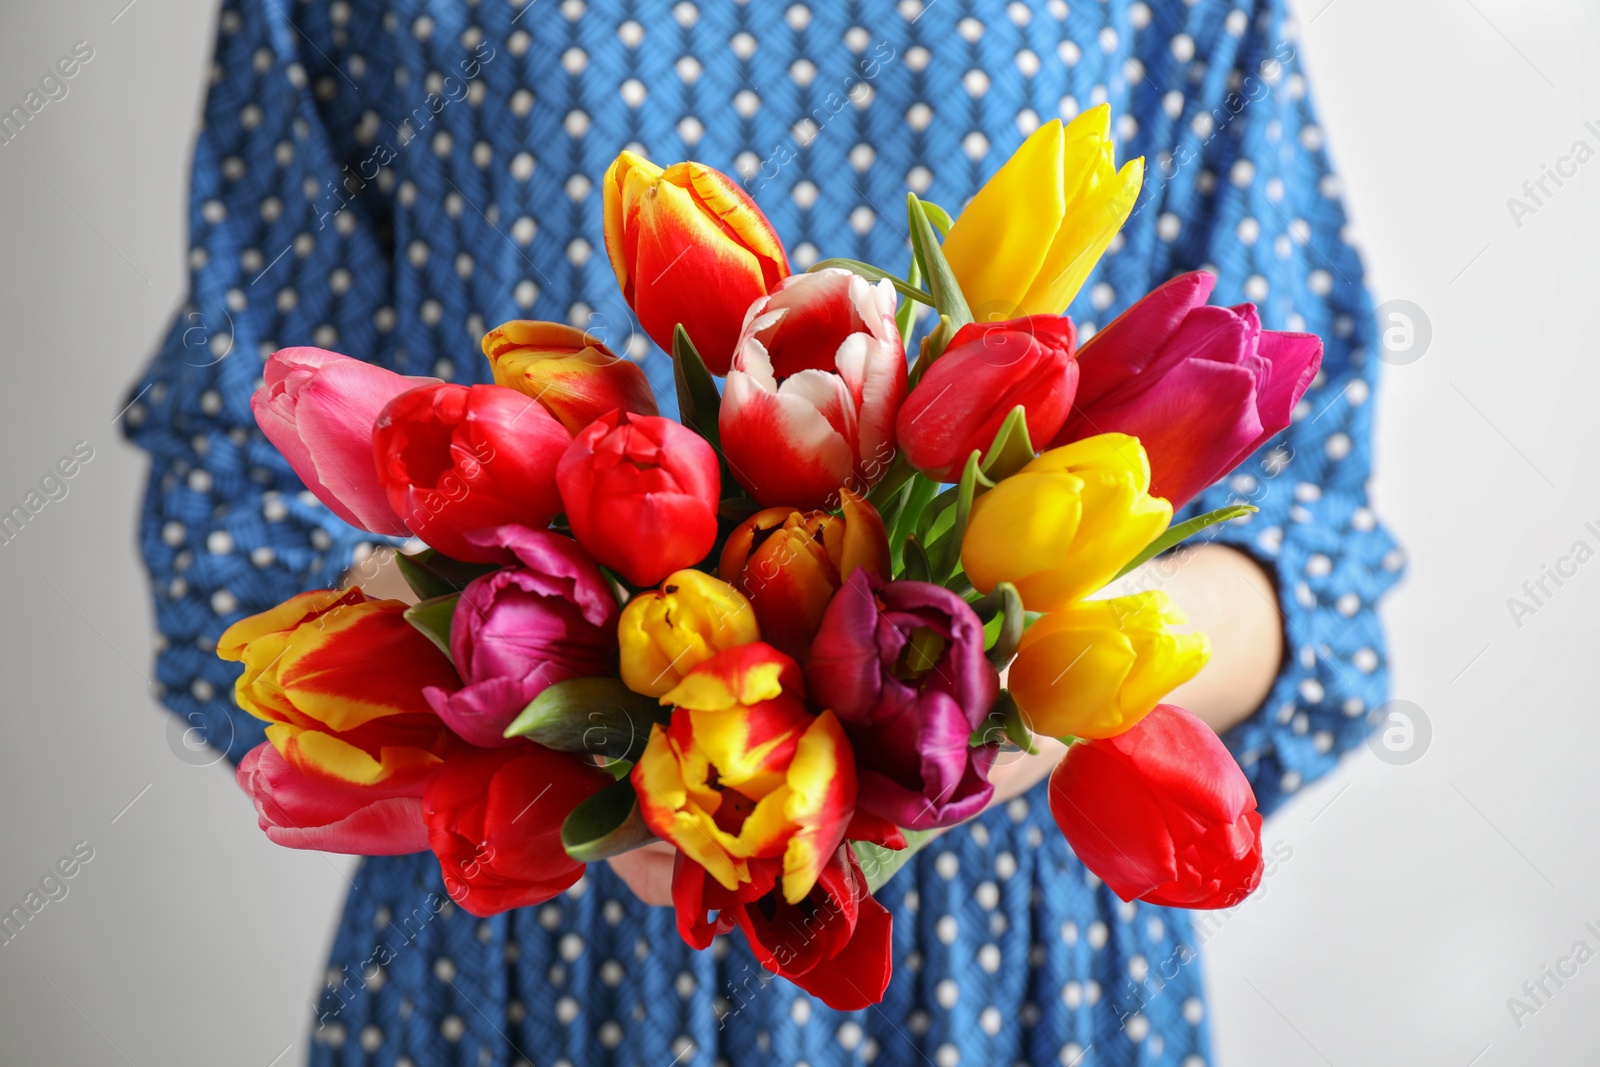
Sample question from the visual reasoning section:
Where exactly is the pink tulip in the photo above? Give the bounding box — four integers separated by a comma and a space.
237, 742, 431, 855
720, 269, 906, 510
251, 348, 430, 535
1052, 272, 1322, 508
895, 315, 1078, 482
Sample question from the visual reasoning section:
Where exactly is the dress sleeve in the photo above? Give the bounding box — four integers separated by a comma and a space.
120, 0, 403, 766
1131, 1, 1406, 816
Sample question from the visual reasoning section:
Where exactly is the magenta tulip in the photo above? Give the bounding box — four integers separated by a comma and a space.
251, 347, 432, 535
896, 315, 1079, 482
805, 570, 1000, 830
1052, 272, 1323, 507
720, 269, 906, 510
237, 742, 431, 855
424, 526, 619, 748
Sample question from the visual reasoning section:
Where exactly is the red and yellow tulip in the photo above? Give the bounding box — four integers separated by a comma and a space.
602, 152, 789, 375
481, 319, 659, 435
218, 588, 461, 789
631, 643, 855, 904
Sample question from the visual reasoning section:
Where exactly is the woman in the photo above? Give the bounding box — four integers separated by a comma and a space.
124, 1, 1402, 1063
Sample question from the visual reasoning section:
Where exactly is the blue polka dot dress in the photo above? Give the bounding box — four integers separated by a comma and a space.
122, 1, 1404, 1064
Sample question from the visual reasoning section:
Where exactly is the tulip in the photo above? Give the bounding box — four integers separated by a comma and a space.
1048, 704, 1264, 909
237, 742, 430, 855
618, 570, 760, 697
422, 526, 619, 748
481, 319, 658, 434
961, 434, 1171, 611
372, 383, 569, 564
720, 270, 905, 510
1052, 271, 1324, 507
673, 845, 893, 1011
806, 571, 1000, 829
718, 488, 890, 661
424, 744, 613, 916
557, 411, 720, 587
218, 588, 460, 788
943, 104, 1144, 319
895, 315, 1079, 481
603, 151, 790, 374
632, 643, 855, 903
251, 347, 432, 535
1009, 592, 1210, 740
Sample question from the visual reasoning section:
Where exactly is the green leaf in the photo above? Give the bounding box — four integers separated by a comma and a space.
807, 258, 935, 307
561, 775, 658, 863
395, 550, 494, 600
1112, 504, 1260, 580
907, 195, 973, 329
895, 253, 923, 345
985, 582, 1026, 668
672, 324, 723, 449
503, 677, 666, 762
902, 534, 933, 583
931, 451, 987, 581
854, 829, 937, 894
968, 691, 1038, 754
403, 595, 457, 659
889, 475, 942, 572
866, 455, 916, 514
920, 200, 955, 236
979, 405, 1036, 483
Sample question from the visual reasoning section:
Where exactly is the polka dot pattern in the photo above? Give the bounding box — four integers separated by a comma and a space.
122, 0, 1402, 1064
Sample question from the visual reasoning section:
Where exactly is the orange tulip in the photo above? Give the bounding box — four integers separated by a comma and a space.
602, 151, 789, 375
717, 489, 889, 661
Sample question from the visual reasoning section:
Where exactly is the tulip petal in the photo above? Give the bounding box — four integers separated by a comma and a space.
780, 710, 856, 903
1072, 271, 1217, 408
238, 743, 431, 855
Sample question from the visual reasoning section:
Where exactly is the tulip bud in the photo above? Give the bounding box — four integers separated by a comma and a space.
1052, 271, 1324, 507
618, 570, 760, 697
895, 315, 1079, 481
961, 434, 1171, 611
718, 488, 889, 661
1009, 592, 1210, 739
603, 151, 790, 374
1048, 704, 1264, 909
943, 104, 1144, 319
251, 347, 434, 536
372, 383, 570, 564
720, 270, 906, 510
556, 411, 720, 587
236, 743, 432, 855
425, 744, 614, 916
481, 319, 659, 435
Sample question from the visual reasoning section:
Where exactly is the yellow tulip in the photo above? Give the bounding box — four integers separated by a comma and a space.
618, 570, 760, 697
481, 319, 658, 434
1008, 591, 1210, 739
943, 104, 1144, 319
961, 433, 1171, 610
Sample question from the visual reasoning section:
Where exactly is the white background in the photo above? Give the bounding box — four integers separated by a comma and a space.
1, 1, 1598, 1064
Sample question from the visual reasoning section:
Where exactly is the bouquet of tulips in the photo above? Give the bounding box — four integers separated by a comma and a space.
219, 105, 1321, 1009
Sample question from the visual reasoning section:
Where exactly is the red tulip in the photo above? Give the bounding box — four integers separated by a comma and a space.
251, 347, 434, 535
603, 151, 790, 375
372, 383, 570, 564
1052, 271, 1323, 507
720, 269, 906, 509
1048, 704, 1263, 909
672, 846, 893, 1011
237, 742, 432, 855
556, 410, 720, 587
423, 744, 613, 917
895, 315, 1078, 482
